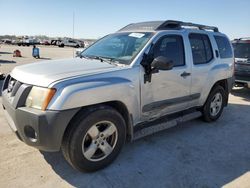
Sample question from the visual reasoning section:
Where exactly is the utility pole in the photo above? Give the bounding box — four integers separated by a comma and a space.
73, 11, 75, 40
72, 11, 75, 57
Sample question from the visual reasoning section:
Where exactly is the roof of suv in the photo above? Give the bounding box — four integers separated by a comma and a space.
118, 20, 219, 33
232, 37, 250, 44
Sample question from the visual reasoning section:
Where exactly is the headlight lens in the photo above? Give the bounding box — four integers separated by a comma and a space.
25, 86, 56, 110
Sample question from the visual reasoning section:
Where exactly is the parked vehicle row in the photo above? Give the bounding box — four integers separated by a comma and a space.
2, 20, 235, 172
0, 37, 86, 48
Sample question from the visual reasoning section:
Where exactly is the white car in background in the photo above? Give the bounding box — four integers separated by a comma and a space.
58, 38, 84, 48
17, 36, 40, 46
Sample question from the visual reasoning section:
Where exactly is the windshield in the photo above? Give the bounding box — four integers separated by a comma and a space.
233, 43, 250, 58
81, 32, 153, 65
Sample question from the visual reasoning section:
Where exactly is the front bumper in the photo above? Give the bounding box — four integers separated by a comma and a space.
235, 73, 250, 88
235, 80, 250, 88
2, 76, 79, 151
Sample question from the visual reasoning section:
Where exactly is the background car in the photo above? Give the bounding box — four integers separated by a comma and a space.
17, 36, 40, 46
41, 40, 50, 45
232, 38, 250, 88
1, 39, 12, 44
58, 38, 84, 48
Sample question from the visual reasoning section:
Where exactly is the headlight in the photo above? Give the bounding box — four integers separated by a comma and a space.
25, 86, 56, 110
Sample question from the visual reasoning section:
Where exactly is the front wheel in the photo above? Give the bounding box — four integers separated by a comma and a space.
62, 106, 126, 172
202, 85, 226, 122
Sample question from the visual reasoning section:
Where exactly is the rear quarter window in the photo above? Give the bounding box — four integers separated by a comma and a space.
214, 36, 233, 58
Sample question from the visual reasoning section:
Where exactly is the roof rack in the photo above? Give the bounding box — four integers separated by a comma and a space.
238, 37, 250, 40
157, 20, 219, 32
118, 20, 219, 32
232, 37, 250, 43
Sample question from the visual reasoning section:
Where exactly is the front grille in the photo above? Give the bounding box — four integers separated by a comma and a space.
2, 75, 32, 109
3, 75, 23, 97
2, 74, 10, 91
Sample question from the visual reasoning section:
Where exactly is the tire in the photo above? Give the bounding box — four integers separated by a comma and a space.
202, 85, 226, 122
59, 44, 64, 47
61, 105, 126, 172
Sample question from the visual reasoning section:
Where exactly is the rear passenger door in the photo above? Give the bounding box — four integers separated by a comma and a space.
188, 33, 216, 107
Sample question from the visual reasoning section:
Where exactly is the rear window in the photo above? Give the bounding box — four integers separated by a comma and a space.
233, 43, 250, 59
214, 36, 233, 58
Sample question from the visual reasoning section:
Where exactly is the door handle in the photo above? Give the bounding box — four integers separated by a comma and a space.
215, 50, 219, 58
180, 71, 191, 78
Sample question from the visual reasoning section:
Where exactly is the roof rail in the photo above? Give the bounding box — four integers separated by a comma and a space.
118, 20, 219, 32
156, 20, 219, 32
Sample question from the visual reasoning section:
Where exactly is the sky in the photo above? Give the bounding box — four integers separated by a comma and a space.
0, 0, 249, 39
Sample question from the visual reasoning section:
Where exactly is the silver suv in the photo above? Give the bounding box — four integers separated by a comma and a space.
2, 20, 234, 172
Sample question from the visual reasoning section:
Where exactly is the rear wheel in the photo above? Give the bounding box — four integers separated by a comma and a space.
202, 85, 226, 122
62, 106, 126, 172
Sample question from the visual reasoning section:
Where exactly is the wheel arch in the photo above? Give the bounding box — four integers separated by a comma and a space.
210, 79, 229, 106
62, 101, 133, 148
203, 79, 229, 107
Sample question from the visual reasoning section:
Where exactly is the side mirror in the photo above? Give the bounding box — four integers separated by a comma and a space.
151, 56, 174, 71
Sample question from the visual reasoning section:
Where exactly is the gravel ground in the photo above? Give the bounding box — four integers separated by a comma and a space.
0, 45, 250, 188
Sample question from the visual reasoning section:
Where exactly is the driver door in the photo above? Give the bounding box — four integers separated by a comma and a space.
140, 34, 192, 121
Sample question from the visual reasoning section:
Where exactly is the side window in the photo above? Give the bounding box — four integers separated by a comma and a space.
214, 36, 233, 58
153, 35, 185, 67
189, 34, 213, 65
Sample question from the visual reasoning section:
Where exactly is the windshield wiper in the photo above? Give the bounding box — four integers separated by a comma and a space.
81, 55, 122, 66
79, 54, 92, 59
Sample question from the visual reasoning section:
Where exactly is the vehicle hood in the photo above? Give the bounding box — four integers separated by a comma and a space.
11, 58, 121, 87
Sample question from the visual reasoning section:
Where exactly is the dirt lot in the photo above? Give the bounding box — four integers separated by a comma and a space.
0, 45, 250, 188
0, 44, 76, 74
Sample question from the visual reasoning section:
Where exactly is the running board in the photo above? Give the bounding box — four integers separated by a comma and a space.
133, 111, 202, 140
